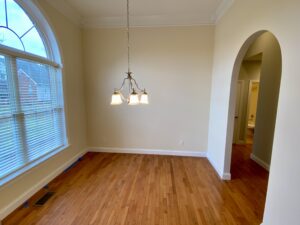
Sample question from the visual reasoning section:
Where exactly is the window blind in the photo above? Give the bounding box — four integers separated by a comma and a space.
0, 54, 67, 182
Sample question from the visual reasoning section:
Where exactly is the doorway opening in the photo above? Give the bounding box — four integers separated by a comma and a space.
233, 53, 262, 146
228, 31, 282, 219
228, 30, 282, 173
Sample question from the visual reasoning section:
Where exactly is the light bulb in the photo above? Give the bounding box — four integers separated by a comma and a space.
111, 91, 122, 105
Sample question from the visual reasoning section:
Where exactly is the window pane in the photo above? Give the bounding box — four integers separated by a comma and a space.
0, 0, 6, 26
0, 54, 23, 179
22, 28, 47, 58
0, 117, 22, 178
16, 58, 65, 162
0, 55, 9, 115
25, 110, 64, 161
0, 1, 48, 58
6, 0, 33, 37
17, 59, 51, 111
0, 27, 24, 51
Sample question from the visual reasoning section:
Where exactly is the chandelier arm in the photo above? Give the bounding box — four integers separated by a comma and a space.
128, 79, 131, 95
129, 78, 134, 94
131, 77, 144, 92
116, 77, 129, 91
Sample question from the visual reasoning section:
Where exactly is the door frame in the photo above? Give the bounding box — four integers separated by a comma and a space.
233, 80, 245, 144
243, 80, 260, 142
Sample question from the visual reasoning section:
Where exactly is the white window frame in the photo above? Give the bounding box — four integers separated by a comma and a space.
0, 0, 69, 187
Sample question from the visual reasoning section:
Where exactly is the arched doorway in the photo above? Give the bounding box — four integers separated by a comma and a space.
224, 31, 282, 177
222, 30, 282, 220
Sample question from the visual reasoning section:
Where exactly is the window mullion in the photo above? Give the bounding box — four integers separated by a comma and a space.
8, 56, 29, 164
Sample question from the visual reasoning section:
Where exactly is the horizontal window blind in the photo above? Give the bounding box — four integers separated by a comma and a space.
0, 54, 67, 182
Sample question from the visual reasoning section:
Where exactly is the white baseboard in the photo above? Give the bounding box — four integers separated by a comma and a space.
207, 155, 231, 180
88, 147, 207, 158
0, 149, 88, 220
250, 153, 270, 171
222, 172, 232, 180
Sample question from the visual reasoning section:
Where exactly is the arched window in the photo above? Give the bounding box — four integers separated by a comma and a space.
0, 0, 47, 57
0, 0, 67, 185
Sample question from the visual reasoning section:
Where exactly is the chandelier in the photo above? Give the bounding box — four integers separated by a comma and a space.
111, 0, 149, 105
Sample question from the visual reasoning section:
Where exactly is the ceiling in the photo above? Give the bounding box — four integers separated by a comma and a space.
44, 0, 234, 27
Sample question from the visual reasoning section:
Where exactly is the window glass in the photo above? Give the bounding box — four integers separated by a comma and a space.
0, 55, 22, 179
17, 59, 51, 111
6, 0, 33, 37
21, 28, 47, 58
0, 55, 10, 114
0, 1, 6, 26
0, 27, 24, 51
16, 58, 65, 163
0, 116, 22, 178
0, 0, 47, 58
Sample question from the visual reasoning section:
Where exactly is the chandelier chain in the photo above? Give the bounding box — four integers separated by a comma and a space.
127, 0, 131, 73
110, 0, 149, 105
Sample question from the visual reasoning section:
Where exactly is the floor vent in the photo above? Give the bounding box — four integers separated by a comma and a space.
35, 192, 55, 206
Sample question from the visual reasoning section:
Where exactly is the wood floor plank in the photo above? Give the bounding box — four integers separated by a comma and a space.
3, 144, 268, 225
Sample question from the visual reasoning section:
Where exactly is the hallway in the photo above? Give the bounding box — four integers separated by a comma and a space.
230, 144, 269, 220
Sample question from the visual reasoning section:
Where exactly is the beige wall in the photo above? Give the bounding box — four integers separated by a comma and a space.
240, 61, 261, 81
83, 26, 214, 152
0, 0, 87, 219
208, 0, 300, 224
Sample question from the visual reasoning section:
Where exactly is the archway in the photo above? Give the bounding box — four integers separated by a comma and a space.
224, 31, 282, 178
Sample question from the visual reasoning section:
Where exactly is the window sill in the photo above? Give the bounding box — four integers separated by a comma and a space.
0, 144, 70, 188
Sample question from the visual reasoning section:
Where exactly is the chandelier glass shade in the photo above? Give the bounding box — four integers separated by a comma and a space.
111, 0, 149, 105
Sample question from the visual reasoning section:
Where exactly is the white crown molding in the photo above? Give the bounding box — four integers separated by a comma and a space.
89, 147, 207, 158
212, 0, 235, 23
82, 0, 235, 28
43, 0, 82, 26
82, 14, 215, 29
38, 0, 234, 28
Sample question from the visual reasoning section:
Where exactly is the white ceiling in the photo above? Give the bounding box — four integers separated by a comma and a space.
44, 0, 234, 27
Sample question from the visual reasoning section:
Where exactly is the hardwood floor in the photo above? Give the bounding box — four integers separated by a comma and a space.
3, 145, 269, 225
